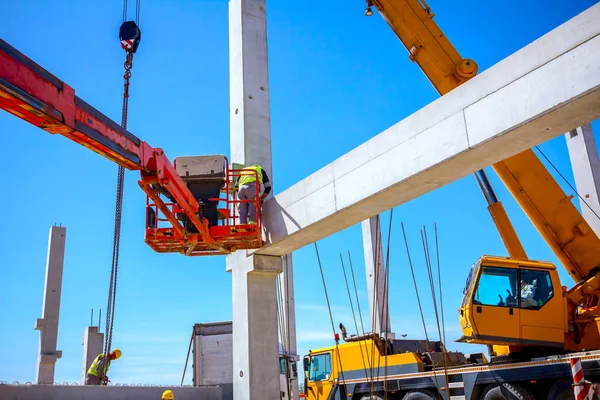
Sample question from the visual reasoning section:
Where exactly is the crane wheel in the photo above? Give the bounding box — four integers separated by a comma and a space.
481, 383, 535, 400
401, 389, 437, 400
547, 379, 575, 400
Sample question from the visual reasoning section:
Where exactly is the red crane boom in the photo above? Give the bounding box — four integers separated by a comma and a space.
0, 38, 261, 256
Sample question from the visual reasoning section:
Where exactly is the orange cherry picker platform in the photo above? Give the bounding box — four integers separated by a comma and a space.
0, 37, 262, 257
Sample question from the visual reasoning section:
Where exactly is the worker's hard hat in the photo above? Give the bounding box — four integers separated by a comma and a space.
162, 389, 174, 400
112, 348, 122, 359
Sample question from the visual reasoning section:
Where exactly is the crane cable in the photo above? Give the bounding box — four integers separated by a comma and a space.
101, 0, 141, 381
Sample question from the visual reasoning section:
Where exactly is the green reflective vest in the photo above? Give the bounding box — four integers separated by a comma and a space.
87, 354, 110, 377
238, 165, 263, 187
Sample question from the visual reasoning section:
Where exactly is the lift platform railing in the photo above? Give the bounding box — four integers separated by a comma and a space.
144, 159, 263, 256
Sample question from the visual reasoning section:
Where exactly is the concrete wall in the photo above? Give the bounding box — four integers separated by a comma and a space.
195, 333, 233, 386
192, 322, 233, 400
0, 384, 222, 400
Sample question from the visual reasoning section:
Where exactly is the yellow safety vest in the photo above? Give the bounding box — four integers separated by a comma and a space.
87, 354, 110, 377
238, 165, 263, 187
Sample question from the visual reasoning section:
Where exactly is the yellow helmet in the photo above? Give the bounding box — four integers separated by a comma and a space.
162, 389, 174, 400
112, 348, 122, 359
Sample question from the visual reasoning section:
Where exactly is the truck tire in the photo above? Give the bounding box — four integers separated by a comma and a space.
482, 383, 535, 400
359, 395, 384, 400
402, 390, 437, 400
547, 379, 575, 400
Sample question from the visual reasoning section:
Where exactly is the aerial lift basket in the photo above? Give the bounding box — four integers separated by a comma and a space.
144, 155, 263, 256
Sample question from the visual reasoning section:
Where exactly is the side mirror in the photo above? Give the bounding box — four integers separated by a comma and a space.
290, 360, 298, 380
303, 356, 310, 372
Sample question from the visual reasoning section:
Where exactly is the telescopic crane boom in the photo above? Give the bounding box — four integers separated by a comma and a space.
367, 0, 600, 354
0, 38, 263, 256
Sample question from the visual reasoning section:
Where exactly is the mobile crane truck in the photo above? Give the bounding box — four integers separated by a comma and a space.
303, 1, 600, 399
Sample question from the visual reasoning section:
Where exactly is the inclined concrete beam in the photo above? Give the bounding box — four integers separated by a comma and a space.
257, 3, 600, 256
0, 385, 222, 400
566, 124, 600, 237
35, 225, 66, 384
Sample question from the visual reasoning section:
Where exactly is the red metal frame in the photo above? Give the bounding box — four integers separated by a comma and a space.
0, 38, 262, 256
144, 159, 263, 256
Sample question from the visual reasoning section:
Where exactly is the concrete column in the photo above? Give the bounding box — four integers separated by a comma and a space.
566, 124, 600, 236
229, 0, 272, 179
227, 254, 282, 400
81, 326, 104, 383
280, 254, 299, 399
362, 216, 394, 338
229, 1, 281, 398
34, 225, 66, 384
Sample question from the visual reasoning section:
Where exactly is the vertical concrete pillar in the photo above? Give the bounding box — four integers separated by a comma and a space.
362, 216, 394, 338
280, 254, 299, 399
34, 225, 66, 384
227, 254, 282, 399
566, 124, 600, 236
81, 326, 104, 383
229, 0, 272, 177
229, 0, 281, 398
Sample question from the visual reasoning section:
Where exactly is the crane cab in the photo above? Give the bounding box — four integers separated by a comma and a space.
458, 255, 566, 355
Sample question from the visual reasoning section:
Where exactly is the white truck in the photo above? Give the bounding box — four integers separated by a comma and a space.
192, 322, 298, 399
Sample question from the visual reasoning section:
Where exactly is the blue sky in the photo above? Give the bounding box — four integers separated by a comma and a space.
1, 0, 598, 386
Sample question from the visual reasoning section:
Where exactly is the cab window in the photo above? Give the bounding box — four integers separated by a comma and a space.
473, 266, 518, 307
309, 353, 331, 381
519, 269, 553, 310
461, 262, 478, 308
279, 357, 286, 375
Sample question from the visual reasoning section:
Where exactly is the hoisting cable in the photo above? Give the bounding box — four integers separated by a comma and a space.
422, 226, 449, 397
368, 216, 382, 396
347, 251, 366, 336
339, 253, 369, 380
401, 223, 442, 400
534, 145, 600, 223
435, 224, 448, 355
368, 215, 386, 397
314, 242, 347, 388
381, 209, 393, 400
101, 0, 142, 380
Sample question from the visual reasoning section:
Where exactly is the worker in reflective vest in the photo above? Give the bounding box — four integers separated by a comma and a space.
85, 348, 122, 385
236, 164, 272, 224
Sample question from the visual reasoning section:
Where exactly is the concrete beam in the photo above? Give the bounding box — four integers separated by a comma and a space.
0, 385, 222, 400
257, 3, 600, 256
35, 226, 66, 384
566, 124, 600, 236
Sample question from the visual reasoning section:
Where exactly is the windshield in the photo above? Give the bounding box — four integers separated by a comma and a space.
461, 260, 479, 307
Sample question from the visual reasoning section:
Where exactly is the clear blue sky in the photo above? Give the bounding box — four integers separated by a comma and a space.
1, 0, 598, 386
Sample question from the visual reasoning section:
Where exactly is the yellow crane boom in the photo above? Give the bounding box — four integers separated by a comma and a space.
368, 0, 600, 282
